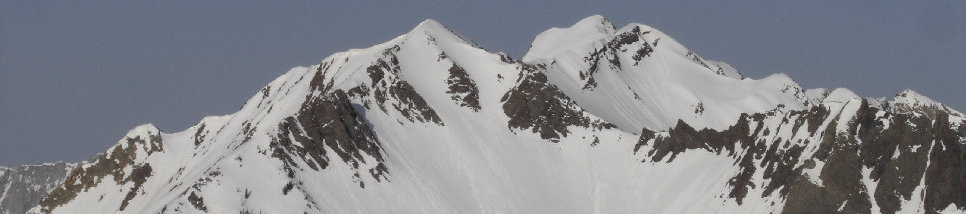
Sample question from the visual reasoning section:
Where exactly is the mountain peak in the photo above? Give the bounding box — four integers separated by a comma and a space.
890, 89, 963, 117
122, 123, 161, 140
523, 15, 616, 63
822, 88, 861, 104
894, 89, 935, 103
892, 89, 942, 109
411, 19, 446, 33
574, 15, 616, 32
21, 16, 966, 214
405, 18, 477, 48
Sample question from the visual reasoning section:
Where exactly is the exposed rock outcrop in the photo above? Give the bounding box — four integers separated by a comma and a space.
0, 162, 75, 214
637, 99, 966, 213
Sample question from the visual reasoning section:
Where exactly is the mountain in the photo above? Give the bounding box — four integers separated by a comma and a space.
22, 15, 965, 213
0, 162, 74, 214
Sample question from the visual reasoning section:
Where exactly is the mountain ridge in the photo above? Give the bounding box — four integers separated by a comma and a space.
10, 15, 964, 214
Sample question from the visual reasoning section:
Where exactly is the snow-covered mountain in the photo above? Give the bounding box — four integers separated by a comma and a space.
24, 15, 965, 213
0, 162, 74, 214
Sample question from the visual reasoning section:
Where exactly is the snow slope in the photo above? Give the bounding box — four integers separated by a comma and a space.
524, 15, 808, 132
29, 16, 966, 214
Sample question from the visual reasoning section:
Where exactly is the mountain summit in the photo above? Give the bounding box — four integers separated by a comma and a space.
17, 16, 965, 214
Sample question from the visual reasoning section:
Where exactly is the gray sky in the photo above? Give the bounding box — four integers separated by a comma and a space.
1, 1, 964, 166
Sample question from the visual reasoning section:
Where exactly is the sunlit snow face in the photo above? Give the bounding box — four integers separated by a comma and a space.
22, 15, 966, 214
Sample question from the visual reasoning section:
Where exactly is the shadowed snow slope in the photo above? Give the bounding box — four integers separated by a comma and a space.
26, 15, 966, 214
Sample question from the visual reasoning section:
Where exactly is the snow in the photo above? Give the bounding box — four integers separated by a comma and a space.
822, 88, 860, 105
805, 88, 830, 105
894, 89, 940, 107
522, 15, 616, 63
802, 159, 826, 187
523, 15, 808, 132
896, 141, 935, 214
941, 204, 966, 214
862, 167, 882, 213
705, 60, 743, 79
877, 110, 892, 131
890, 89, 965, 118
27, 15, 966, 214
835, 98, 864, 134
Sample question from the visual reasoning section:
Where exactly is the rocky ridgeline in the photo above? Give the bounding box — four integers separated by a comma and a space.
12, 16, 966, 214
638, 98, 966, 213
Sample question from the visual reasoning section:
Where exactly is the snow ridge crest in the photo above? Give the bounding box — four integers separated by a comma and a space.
21, 15, 966, 214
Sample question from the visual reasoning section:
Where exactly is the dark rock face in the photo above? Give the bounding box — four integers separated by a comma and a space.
923, 114, 966, 213
612, 26, 654, 65
637, 99, 966, 213
270, 89, 388, 188
37, 129, 163, 213
187, 191, 208, 212
579, 26, 656, 90
445, 63, 481, 111
636, 115, 761, 203
685, 51, 712, 70
119, 164, 153, 211
383, 80, 444, 124
363, 48, 444, 125
502, 64, 615, 140
193, 123, 208, 147
0, 162, 75, 214
313, 46, 445, 126
853, 100, 933, 213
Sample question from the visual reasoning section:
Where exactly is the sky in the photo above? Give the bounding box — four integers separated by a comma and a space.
1, 1, 964, 166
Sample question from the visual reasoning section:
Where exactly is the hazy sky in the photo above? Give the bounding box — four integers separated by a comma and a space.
1, 1, 964, 166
